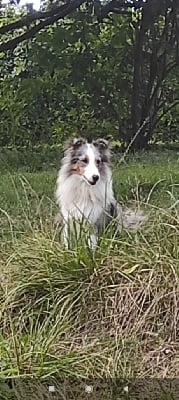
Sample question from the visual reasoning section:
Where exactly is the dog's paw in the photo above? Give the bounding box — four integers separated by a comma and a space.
54, 212, 63, 227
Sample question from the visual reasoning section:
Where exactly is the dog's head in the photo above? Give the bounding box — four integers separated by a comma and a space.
65, 137, 110, 185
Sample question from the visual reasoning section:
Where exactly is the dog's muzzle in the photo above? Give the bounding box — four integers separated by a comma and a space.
91, 175, 99, 185
84, 174, 99, 185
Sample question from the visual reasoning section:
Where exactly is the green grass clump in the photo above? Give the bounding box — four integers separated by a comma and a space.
0, 148, 179, 399
1, 208, 179, 375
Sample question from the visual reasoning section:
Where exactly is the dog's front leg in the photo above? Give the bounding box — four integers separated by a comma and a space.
88, 233, 97, 249
61, 223, 69, 247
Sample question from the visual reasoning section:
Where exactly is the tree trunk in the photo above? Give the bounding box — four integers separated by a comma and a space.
128, 1, 178, 151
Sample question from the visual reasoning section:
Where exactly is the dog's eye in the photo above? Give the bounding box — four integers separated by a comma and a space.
96, 159, 101, 166
81, 157, 88, 164
71, 157, 78, 164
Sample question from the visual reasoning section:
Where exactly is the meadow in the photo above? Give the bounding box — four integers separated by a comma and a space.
0, 146, 179, 399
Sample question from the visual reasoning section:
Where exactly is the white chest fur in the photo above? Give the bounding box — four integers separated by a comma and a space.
56, 173, 114, 225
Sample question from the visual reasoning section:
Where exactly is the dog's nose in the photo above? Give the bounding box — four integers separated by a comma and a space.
92, 175, 99, 183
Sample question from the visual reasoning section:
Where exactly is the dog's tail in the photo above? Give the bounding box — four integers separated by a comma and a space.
116, 203, 147, 232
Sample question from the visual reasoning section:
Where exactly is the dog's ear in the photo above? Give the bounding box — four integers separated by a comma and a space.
93, 138, 111, 155
93, 138, 111, 162
65, 137, 86, 150
93, 138, 109, 151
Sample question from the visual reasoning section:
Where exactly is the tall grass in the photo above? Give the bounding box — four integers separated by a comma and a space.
0, 149, 179, 398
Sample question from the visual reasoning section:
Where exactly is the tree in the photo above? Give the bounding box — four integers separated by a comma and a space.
0, 0, 178, 149
1, 1, 177, 53
129, 0, 179, 149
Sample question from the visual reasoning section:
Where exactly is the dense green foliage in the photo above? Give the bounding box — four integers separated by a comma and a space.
0, 1, 178, 149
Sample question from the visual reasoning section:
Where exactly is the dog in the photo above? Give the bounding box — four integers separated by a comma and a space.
55, 137, 145, 248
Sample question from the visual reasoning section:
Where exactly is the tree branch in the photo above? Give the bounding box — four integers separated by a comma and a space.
0, 0, 85, 52
148, 62, 177, 112
0, 0, 148, 36
95, 0, 148, 21
0, 0, 175, 52
155, 100, 179, 127
0, 3, 71, 35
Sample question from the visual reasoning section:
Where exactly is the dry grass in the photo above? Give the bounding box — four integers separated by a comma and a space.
0, 149, 179, 398
1, 208, 179, 381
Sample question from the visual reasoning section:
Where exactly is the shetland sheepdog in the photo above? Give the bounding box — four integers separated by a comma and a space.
55, 138, 145, 247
